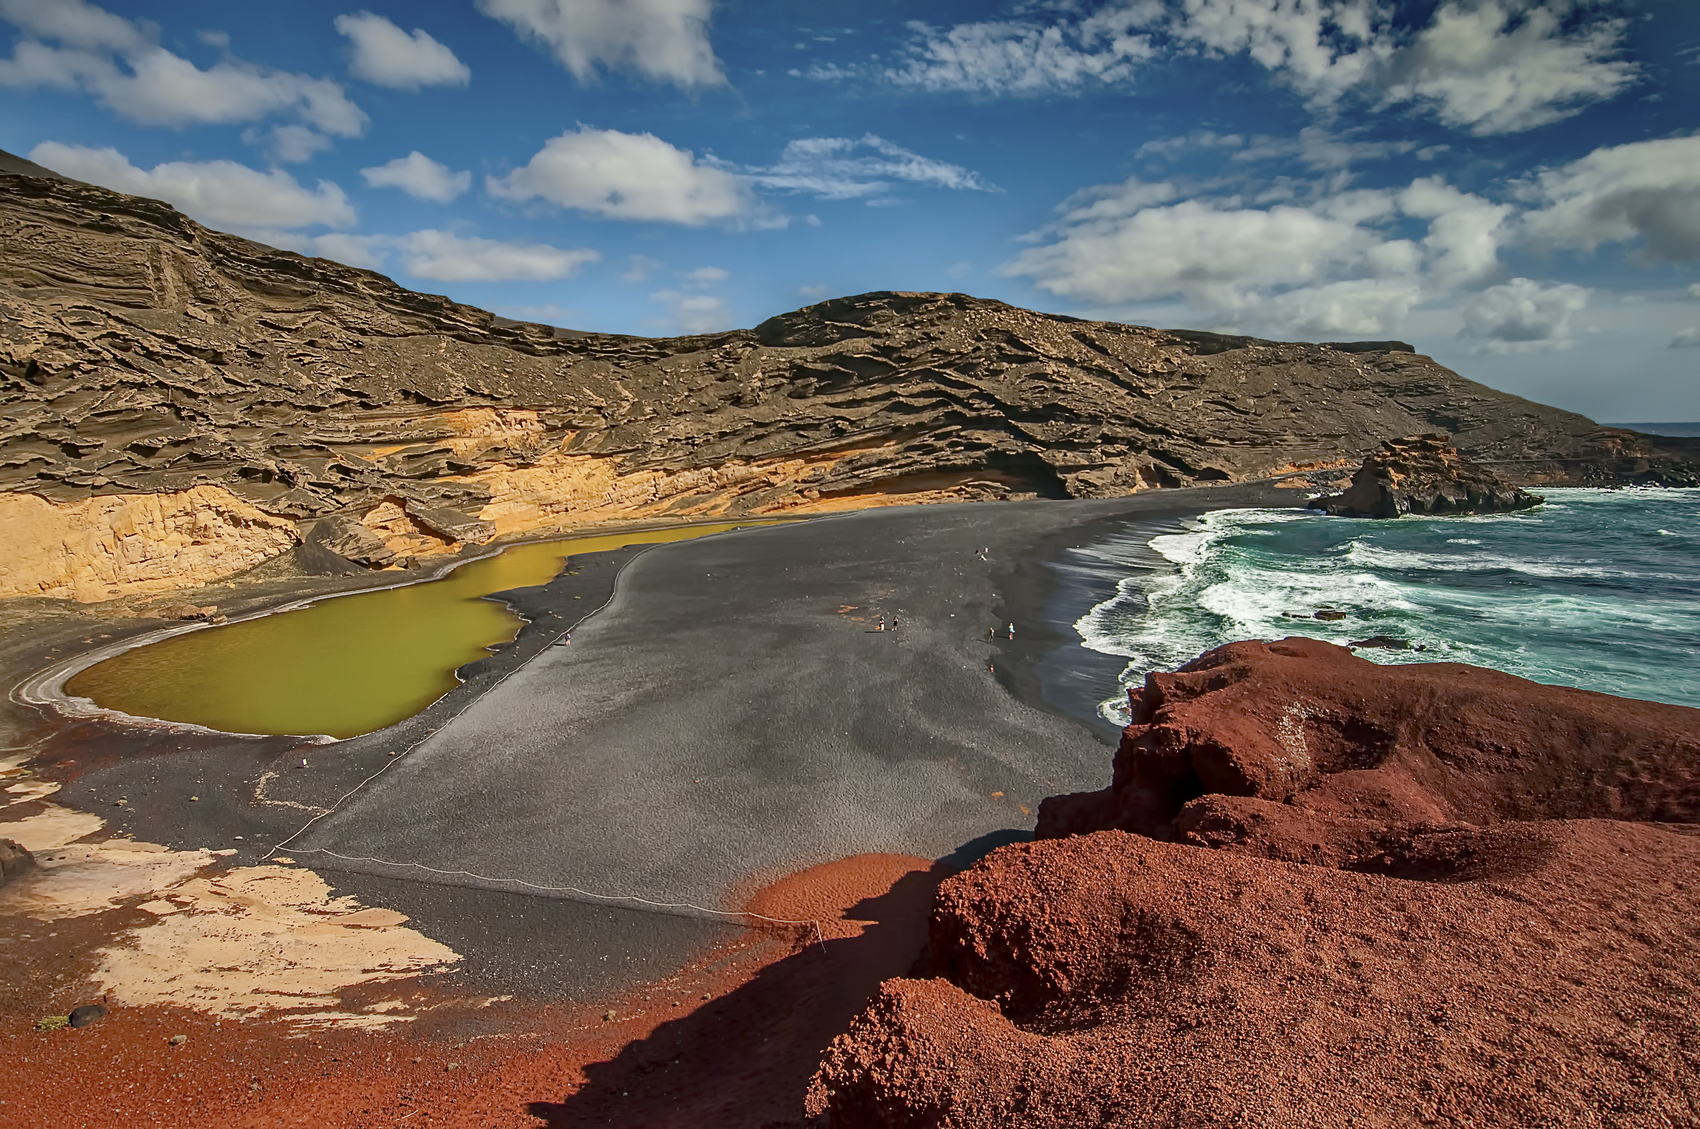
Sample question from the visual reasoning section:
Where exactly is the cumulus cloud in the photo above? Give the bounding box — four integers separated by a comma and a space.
335, 11, 470, 90
1001, 166, 1530, 337
488, 125, 753, 225
742, 134, 994, 200
30, 141, 355, 231
1520, 135, 1700, 262
1670, 327, 1700, 348
1457, 277, 1589, 351
678, 265, 728, 284
0, 0, 366, 140
650, 288, 733, 334
395, 229, 599, 281
361, 151, 472, 202
1378, 1, 1637, 135
476, 0, 723, 88
259, 123, 337, 164
816, 0, 1634, 135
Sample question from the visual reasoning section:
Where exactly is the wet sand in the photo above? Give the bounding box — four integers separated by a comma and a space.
0, 482, 1297, 1124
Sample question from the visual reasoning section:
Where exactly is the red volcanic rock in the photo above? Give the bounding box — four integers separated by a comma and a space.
811, 822, 1700, 1128
1036, 637, 1700, 840
809, 641, 1700, 1127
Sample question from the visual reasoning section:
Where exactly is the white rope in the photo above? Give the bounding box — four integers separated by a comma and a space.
285, 846, 830, 950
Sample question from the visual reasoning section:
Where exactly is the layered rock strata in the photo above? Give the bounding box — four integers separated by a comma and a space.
810, 640, 1700, 1127
4, 155, 1694, 599
1308, 432, 1546, 518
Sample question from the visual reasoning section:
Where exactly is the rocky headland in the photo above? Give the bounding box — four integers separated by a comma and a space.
1308, 432, 1547, 518
5, 152, 1694, 601
810, 639, 1700, 1127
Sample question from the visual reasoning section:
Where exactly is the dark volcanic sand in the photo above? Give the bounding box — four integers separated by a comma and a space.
0, 484, 1294, 1125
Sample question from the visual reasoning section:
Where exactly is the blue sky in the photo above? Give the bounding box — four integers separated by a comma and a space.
2, 0, 1697, 421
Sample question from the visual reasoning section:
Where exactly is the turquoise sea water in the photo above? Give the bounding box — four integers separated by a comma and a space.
1075, 488, 1700, 721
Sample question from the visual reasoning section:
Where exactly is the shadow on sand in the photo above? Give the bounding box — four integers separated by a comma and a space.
524, 859, 962, 1128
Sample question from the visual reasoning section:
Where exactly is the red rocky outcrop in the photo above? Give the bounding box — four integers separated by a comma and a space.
809, 640, 1700, 1128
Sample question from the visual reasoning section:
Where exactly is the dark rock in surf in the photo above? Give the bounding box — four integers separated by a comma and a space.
1308, 434, 1543, 518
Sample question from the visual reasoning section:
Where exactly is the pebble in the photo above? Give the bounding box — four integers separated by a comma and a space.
168, 1034, 188, 1047
602, 1010, 617, 1021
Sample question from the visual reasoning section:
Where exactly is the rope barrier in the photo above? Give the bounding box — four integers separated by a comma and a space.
285, 846, 830, 951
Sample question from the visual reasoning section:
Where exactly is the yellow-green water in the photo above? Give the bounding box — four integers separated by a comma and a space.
66, 522, 763, 739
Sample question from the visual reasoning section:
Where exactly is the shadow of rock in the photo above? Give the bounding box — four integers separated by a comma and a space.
526, 862, 950, 1128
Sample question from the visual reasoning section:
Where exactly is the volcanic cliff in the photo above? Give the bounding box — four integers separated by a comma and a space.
2, 153, 1691, 600
810, 640, 1700, 1127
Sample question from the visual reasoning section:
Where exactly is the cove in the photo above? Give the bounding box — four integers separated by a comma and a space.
66, 522, 766, 740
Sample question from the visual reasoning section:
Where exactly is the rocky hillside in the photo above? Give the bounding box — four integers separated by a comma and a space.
2, 154, 1689, 600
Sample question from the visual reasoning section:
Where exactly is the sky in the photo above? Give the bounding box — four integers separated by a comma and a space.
1, 0, 1697, 422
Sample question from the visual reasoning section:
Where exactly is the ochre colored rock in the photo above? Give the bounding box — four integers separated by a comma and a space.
0, 485, 298, 601
1307, 432, 1546, 517
811, 642, 1700, 1127
0, 836, 33, 886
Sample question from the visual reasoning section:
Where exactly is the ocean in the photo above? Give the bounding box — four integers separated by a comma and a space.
1071, 488, 1700, 724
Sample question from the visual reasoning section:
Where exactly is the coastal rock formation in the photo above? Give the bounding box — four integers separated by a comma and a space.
1034, 637, 1700, 840
5, 154, 1693, 598
1307, 433, 1544, 518
810, 641, 1700, 1127
0, 837, 32, 887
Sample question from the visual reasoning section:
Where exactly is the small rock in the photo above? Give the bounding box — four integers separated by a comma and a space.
68, 1003, 107, 1028
1350, 635, 1411, 650
168, 1034, 188, 1047
603, 1010, 617, 1021
1313, 609, 1347, 621
445, 1062, 460, 1072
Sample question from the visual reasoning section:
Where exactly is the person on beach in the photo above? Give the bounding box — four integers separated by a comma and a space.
876, 614, 886, 632
1008, 622, 1015, 640
891, 615, 900, 632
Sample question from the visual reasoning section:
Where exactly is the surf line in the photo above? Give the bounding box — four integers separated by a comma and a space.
262, 541, 831, 951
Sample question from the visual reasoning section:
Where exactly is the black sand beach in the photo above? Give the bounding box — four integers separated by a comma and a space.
5, 483, 1296, 1002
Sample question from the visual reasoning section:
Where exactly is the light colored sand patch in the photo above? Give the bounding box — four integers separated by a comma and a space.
95, 863, 460, 1024
0, 802, 105, 851
8, 837, 218, 919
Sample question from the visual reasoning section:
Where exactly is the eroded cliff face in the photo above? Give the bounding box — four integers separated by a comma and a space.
4, 158, 1690, 598
0, 485, 299, 601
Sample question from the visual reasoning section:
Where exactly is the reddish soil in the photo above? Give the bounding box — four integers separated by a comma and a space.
0, 853, 945, 1128
810, 640, 1700, 1127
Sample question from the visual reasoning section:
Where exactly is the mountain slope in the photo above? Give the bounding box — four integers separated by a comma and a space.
1, 158, 1688, 600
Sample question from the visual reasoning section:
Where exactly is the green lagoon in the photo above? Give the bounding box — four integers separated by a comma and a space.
66, 522, 762, 739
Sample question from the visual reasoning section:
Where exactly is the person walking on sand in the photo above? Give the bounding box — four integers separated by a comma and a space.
876, 613, 886, 632
891, 614, 900, 632
1008, 622, 1015, 640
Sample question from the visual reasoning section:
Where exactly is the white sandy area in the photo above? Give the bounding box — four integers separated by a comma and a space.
1, 766, 461, 1026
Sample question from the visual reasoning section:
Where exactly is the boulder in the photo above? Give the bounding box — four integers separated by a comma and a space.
1307, 432, 1543, 517
305, 513, 403, 569
0, 837, 33, 886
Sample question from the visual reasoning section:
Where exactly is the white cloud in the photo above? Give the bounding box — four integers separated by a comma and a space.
292, 231, 389, 270
30, 141, 355, 230
743, 134, 994, 200
819, 1, 1634, 136
876, 6, 1160, 94
1136, 130, 1244, 161
361, 151, 471, 202
1232, 125, 1417, 170
395, 230, 600, 281
1379, 1, 1637, 135
678, 265, 728, 284
262, 124, 336, 164
621, 254, 663, 282
1000, 166, 1532, 337
488, 125, 753, 225
1520, 136, 1700, 262
498, 302, 582, 325
1690, 283, 1700, 301
0, 0, 367, 137
335, 11, 470, 90
476, 0, 724, 88
650, 288, 733, 334
1671, 327, 1700, 349
1458, 277, 1589, 352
